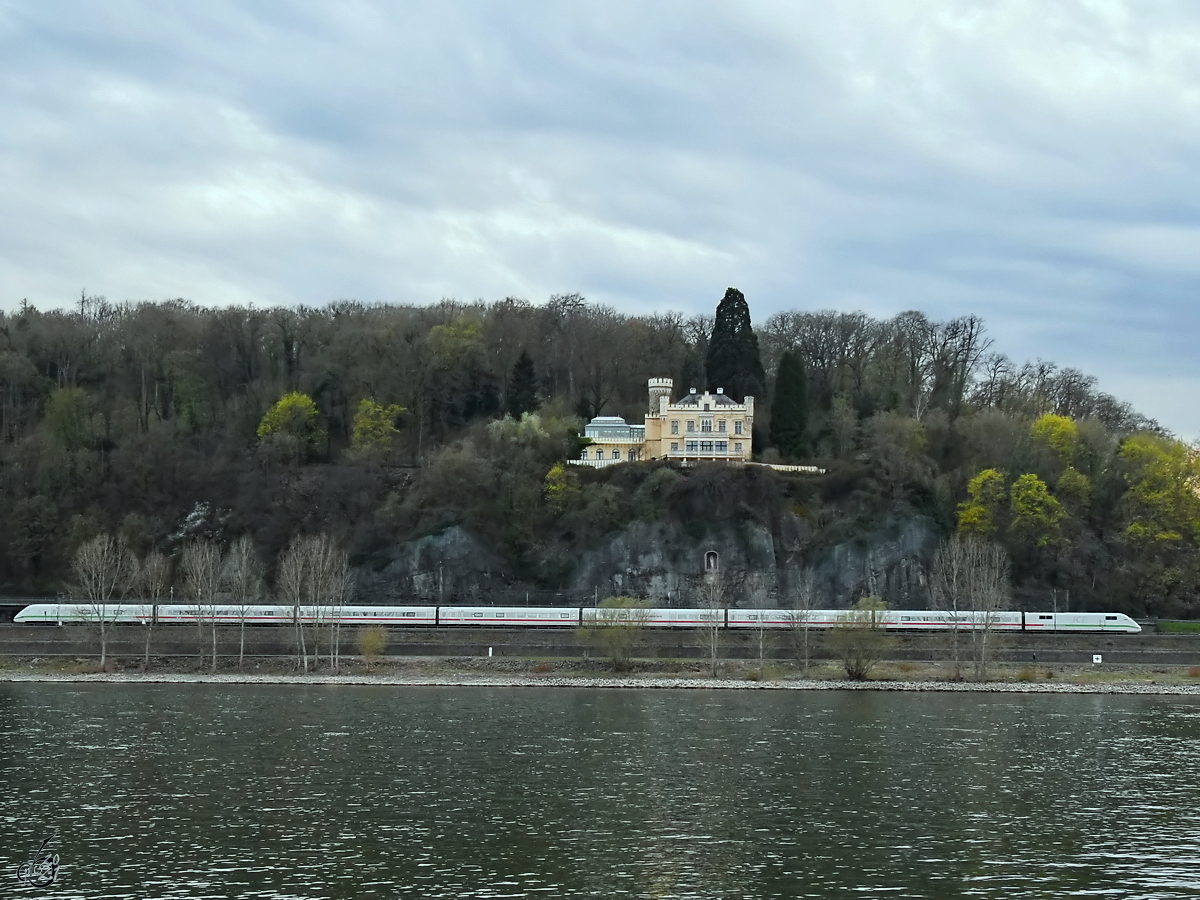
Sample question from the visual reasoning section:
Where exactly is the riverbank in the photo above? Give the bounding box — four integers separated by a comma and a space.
3, 656, 1200, 693
3, 673, 1200, 694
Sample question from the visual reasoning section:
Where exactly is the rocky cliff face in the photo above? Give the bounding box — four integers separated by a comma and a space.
356, 511, 942, 610
354, 525, 513, 605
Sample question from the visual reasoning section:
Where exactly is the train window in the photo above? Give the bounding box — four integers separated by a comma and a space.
472, 612, 484, 617
402, 611, 415, 617
1105, 615, 1117, 620
1039, 615, 1052, 620
496, 612, 505, 617
560, 613, 570, 618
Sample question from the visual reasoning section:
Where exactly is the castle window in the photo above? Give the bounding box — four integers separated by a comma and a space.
703, 403, 710, 412
595, 448, 604, 459
735, 442, 743, 452
686, 441, 699, 453
700, 441, 714, 453
701, 419, 713, 433
671, 420, 679, 435
734, 420, 743, 435
687, 420, 695, 432
716, 441, 727, 453
718, 419, 726, 432
671, 442, 679, 452
580, 449, 588, 459
612, 449, 620, 459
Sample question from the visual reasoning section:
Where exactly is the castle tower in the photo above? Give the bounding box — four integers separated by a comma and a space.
648, 378, 673, 416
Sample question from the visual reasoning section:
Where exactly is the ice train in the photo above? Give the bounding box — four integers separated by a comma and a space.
13, 604, 1142, 633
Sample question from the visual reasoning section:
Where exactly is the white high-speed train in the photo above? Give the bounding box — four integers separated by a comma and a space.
13, 603, 1142, 633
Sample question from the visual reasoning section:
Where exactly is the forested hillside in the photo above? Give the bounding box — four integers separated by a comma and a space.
1, 290, 1197, 616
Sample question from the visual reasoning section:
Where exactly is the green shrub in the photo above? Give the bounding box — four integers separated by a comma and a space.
357, 626, 388, 671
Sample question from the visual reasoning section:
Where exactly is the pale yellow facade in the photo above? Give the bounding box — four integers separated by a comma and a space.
644, 378, 754, 463
575, 378, 754, 468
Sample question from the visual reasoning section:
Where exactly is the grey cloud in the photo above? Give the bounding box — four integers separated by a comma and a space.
1, 1, 1199, 435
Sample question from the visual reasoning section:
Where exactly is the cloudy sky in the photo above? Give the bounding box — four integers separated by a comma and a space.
1, 1, 1198, 436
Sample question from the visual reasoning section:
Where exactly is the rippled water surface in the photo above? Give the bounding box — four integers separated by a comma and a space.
3, 685, 1200, 898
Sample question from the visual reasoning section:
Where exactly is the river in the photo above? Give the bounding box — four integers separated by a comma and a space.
2, 684, 1199, 898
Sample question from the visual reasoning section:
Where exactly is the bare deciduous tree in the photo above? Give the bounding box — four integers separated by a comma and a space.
697, 572, 725, 677
70, 534, 136, 669
137, 550, 171, 671
928, 537, 970, 680
223, 534, 264, 671
746, 573, 775, 680
929, 534, 1011, 680
181, 540, 223, 672
277, 536, 310, 672
786, 567, 821, 675
312, 537, 349, 673
276, 534, 349, 673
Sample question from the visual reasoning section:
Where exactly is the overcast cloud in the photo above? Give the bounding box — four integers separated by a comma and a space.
1, 1, 1198, 435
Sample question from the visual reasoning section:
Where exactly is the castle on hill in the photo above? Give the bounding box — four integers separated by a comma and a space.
574, 378, 754, 467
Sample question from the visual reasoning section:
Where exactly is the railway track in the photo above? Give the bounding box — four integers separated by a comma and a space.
1, 625, 1197, 665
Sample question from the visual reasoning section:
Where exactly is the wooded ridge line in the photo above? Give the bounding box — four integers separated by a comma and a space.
0, 288, 1195, 620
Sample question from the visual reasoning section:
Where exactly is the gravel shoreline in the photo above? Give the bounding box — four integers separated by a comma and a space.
3, 671, 1200, 694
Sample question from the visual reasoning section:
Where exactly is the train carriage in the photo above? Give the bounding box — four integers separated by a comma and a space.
581, 607, 726, 628
439, 607, 580, 626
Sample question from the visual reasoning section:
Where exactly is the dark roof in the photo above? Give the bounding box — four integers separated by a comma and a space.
672, 392, 741, 407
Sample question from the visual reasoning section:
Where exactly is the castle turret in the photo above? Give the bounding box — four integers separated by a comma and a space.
648, 378, 673, 416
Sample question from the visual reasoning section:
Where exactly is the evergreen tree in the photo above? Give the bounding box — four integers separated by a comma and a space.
676, 354, 704, 398
507, 350, 540, 418
769, 350, 809, 458
704, 287, 766, 402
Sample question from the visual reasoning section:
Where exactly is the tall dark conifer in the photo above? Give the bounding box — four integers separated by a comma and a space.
507, 350, 540, 418
769, 349, 809, 458
704, 287, 766, 402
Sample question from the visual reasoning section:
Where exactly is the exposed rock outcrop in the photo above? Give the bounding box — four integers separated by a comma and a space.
355, 512, 942, 609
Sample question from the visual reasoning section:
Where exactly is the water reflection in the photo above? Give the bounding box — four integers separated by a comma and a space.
1, 685, 1199, 898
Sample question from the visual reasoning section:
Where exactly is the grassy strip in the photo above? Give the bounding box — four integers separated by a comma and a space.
1157, 621, 1200, 634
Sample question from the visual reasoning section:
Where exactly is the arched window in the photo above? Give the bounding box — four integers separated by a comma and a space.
595, 448, 604, 460
612, 449, 620, 459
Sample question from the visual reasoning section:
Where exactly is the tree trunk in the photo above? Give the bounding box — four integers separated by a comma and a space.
295, 607, 308, 673
142, 610, 154, 672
